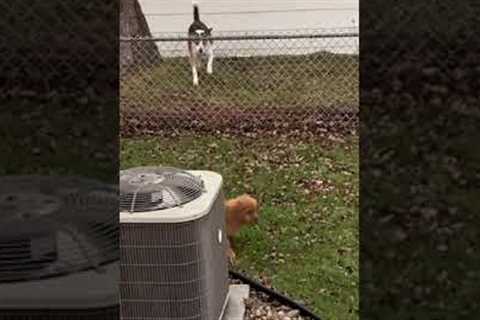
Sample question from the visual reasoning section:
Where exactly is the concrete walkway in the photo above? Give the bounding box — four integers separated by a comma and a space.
223, 285, 250, 320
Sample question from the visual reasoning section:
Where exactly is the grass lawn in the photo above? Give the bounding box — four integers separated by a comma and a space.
121, 134, 359, 319
121, 52, 358, 110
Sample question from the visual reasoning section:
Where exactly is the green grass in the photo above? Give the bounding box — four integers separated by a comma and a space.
121, 135, 359, 319
121, 52, 358, 110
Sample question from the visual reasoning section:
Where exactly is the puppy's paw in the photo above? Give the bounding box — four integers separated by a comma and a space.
226, 248, 236, 265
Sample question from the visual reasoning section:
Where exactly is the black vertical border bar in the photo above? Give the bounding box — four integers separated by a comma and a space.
360, 0, 480, 319
0, 0, 119, 316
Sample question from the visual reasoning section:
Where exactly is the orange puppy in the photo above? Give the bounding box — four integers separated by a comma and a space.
225, 194, 259, 264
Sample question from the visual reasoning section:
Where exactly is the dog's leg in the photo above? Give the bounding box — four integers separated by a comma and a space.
206, 45, 214, 74
192, 64, 199, 86
226, 247, 236, 265
226, 236, 236, 265
188, 42, 199, 86
228, 235, 236, 250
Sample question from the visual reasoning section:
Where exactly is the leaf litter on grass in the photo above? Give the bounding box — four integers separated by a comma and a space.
120, 134, 359, 319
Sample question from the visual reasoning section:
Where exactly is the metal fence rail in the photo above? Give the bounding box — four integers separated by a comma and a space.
120, 29, 359, 136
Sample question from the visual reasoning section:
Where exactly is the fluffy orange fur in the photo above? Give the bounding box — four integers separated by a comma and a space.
224, 194, 259, 264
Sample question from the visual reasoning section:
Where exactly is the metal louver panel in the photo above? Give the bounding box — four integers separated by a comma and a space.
120, 191, 229, 320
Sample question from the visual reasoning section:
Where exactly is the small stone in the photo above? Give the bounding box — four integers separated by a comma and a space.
287, 310, 300, 317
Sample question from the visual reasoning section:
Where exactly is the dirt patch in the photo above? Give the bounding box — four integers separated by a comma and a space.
120, 104, 357, 137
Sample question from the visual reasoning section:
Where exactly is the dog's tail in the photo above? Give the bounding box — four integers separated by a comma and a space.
192, 0, 200, 21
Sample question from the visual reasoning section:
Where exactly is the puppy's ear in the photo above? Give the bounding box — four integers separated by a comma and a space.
225, 198, 239, 213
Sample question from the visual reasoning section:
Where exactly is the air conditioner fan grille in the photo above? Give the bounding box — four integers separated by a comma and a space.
0, 176, 118, 283
119, 167, 204, 212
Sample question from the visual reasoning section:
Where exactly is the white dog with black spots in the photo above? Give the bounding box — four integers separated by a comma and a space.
187, 0, 214, 86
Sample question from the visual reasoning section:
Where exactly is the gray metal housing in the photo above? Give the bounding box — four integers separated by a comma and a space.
120, 170, 229, 320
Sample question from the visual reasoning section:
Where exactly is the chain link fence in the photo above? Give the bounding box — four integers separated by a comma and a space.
120, 28, 358, 137
1, 0, 118, 179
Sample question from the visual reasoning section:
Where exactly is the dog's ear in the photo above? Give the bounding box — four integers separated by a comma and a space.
225, 198, 239, 213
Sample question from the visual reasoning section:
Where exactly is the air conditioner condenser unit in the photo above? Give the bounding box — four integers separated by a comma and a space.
0, 176, 119, 320
120, 167, 229, 320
